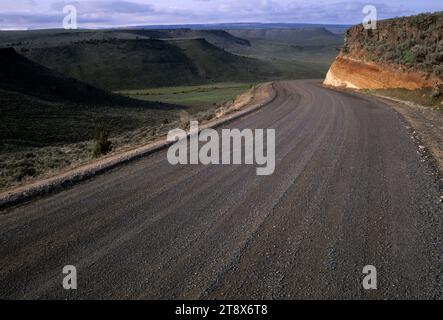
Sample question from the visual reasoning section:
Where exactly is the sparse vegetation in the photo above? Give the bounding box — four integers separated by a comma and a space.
364, 87, 443, 110
343, 12, 443, 78
94, 127, 113, 157
0, 141, 95, 190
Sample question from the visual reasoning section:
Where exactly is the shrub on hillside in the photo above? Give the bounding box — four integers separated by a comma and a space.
94, 126, 112, 157
429, 52, 443, 63
383, 51, 400, 62
431, 88, 441, 99
433, 65, 443, 78
400, 51, 414, 66
347, 13, 443, 78
411, 45, 428, 63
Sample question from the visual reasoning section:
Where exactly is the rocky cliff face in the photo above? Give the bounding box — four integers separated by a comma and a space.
324, 12, 443, 90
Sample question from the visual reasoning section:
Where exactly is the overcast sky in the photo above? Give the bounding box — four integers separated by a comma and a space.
0, 0, 442, 30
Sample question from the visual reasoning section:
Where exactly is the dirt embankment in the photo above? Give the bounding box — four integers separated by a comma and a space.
324, 12, 443, 90
324, 55, 440, 90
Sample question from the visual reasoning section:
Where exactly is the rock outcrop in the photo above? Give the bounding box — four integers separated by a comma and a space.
324, 12, 443, 90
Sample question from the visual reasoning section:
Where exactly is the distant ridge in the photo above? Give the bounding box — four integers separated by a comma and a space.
227, 27, 342, 45
131, 23, 351, 34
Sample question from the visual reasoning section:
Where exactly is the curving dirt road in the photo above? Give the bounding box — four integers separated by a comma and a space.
0, 80, 441, 299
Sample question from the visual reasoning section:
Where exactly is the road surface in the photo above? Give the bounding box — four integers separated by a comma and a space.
0, 80, 441, 299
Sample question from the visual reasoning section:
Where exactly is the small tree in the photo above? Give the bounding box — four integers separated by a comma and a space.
94, 126, 112, 157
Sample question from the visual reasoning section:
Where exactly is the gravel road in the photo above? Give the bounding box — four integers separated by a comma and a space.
0, 80, 441, 299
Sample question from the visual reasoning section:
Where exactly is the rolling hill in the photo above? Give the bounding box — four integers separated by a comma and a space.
0, 48, 180, 152
22, 38, 278, 91
0, 46, 250, 189
0, 47, 169, 107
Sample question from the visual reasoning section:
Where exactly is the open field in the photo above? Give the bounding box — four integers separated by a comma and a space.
119, 83, 252, 110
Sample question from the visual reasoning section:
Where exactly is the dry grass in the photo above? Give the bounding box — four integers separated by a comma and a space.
0, 81, 270, 192
364, 87, 443, 110
0, 103, 220, 192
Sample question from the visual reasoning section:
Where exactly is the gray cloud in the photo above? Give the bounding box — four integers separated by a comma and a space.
0, 0, 440, 30
51, 0, 154, 13
214, 1, 413, 23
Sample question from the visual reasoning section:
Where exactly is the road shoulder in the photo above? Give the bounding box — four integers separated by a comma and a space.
325, 84, 443, 199
373, 95, 443, 171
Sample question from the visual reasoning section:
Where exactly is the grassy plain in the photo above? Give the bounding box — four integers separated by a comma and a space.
120, 83, 252, 110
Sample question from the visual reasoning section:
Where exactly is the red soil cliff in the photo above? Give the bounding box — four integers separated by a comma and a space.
324, 12, 443, 90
